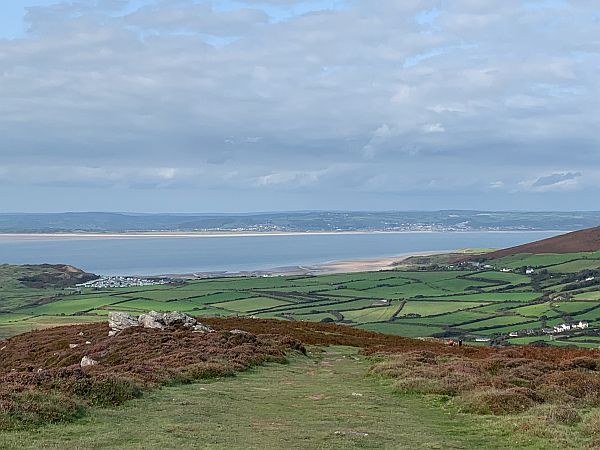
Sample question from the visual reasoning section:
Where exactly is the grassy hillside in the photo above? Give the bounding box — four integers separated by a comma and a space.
0, 347, 552, 449
480, 226, 600, 259
2, 252, 600, 347
2, 318, 600, 448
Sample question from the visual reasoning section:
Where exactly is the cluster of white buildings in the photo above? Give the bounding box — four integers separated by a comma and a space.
505, 321, 590, 339
550, 321, 589, 334
77, 276, 172, 289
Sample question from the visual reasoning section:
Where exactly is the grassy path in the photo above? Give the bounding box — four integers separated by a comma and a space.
0, 347, 550, 449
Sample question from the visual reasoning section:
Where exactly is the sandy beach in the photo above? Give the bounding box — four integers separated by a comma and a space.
164, 250, 453, 279
0, 230, 443, 240
0, 229, 568, 241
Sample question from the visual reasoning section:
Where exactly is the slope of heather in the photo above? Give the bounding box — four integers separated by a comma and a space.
2, 318, 600, 448
481, 226, 600, 260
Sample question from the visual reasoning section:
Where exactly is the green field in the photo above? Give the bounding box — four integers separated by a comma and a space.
3, 250, 600, 346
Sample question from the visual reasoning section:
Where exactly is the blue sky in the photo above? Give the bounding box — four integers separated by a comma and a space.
0, 0, 598, 212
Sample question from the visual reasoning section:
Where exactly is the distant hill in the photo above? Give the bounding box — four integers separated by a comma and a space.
0, 264, 98, 289
482, 226, 600, 259
0, 211, 599, 233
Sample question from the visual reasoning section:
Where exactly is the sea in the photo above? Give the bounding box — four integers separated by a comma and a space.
0, 231, 561, 276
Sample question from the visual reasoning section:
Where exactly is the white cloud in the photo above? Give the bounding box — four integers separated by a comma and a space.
422, 123, 445, 133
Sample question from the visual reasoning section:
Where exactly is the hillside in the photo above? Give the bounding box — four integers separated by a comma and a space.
1, 318, 600, 448
0, 211, 599, 233
481, 226, 600, 259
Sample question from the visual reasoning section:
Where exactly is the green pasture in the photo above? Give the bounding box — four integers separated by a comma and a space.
4, 252, 600, 346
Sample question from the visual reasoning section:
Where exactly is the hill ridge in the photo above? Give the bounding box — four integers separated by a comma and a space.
482, 225, 600, 259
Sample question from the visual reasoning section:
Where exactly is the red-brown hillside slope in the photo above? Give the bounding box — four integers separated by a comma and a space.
482, 226, 600, 260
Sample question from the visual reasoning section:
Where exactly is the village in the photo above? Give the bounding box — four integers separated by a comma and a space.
77, 276, 175, 289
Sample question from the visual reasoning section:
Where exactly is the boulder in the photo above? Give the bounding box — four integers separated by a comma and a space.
192, 323, 212, 333
108, 311, 139, 336
138, 311, 165, 329
230, 329, 251, 335
108, 310, 213, 334
163, 311, 196, 327
80, 356, 98, 367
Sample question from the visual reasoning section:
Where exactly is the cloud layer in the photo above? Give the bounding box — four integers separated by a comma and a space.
0, 0, 598, 211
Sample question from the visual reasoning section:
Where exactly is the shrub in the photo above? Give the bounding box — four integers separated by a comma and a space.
454, 387, 541, 415
561, 357, 599, 371
68, 376, 142, 406
180, 362, 235, 382
394, 377, 447, 395
530, 404, 581, 425
581, 410, 600, 436
539, 371, 600, 405
0, 391, 85, 429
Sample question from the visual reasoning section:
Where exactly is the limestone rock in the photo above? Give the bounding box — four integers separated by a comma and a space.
69, 343, 79, 349
192, 323, 212, 333
163, 311, 196, 327
138, 311, 165, 329
108, 311, 139, 336
80, 356, 98, 367
230, 329, 250, 335
107, 310, 213, 334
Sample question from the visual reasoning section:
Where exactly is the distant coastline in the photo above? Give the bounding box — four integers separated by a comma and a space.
0, 229, 571, 241
156, 250, 451, 279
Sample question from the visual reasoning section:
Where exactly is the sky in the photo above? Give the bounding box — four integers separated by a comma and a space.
0, 0, 598, 213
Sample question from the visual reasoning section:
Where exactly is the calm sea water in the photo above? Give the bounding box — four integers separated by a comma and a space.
0, 232, 559, 276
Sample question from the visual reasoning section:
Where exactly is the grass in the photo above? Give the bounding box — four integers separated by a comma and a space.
398, 301, 489, 317
358, 322, 446, 337
341, 304, 400, 322
212, 296, 292, 313
0, 346, 549, 450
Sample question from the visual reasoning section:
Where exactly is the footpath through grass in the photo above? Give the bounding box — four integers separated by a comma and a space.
0, 346, 550, 450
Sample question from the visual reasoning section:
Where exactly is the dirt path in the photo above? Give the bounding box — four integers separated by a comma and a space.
0, 347, 549, 449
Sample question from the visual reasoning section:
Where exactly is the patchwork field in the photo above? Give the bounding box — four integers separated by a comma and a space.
3, 250, 600, 346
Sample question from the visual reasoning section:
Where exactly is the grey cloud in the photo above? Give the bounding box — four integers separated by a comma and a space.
0, 0, 599, 211
124, 2, 269, 35
532, 172, 582, 188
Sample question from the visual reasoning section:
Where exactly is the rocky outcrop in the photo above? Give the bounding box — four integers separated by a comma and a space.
138, 311, 165, 330
108, 311, 213, 336
108, 311, 140, 336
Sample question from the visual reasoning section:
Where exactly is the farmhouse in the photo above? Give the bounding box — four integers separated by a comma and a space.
552, 321, 589, 333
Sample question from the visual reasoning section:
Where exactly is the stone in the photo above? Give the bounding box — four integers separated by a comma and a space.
80, 356, 98, 367
138, 311, 165, 329
108, 310, 213, 334
108, 311, 139, 336
69, 343, 79, 349
163, 311, 196, 327
192, 323, 212, 333
229, 329, 250, 335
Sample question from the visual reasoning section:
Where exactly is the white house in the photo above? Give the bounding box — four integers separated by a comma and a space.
553, 323, 571, 333
573, 321, 589, 330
